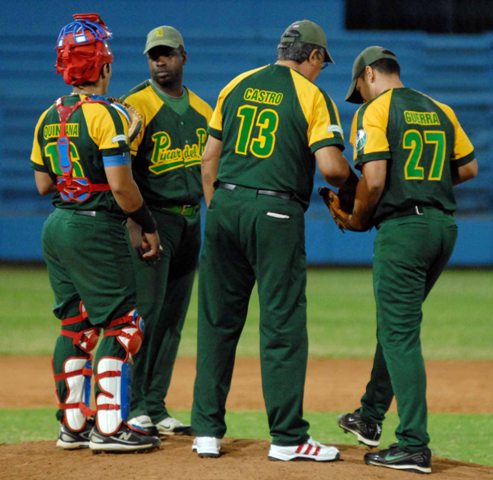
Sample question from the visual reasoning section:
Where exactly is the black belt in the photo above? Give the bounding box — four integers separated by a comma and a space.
215, 181, 294, 201
377, 205, 450, 228
388, 205, 424, 220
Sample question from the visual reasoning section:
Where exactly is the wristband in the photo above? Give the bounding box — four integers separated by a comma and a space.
344, 168, 359, 188
126, 203, 157, 233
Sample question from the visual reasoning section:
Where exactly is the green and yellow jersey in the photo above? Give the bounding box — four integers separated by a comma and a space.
31, 94, 130, 212
122, 81, 212, 208
208, 64, 345, 204
350, 87, 475, 223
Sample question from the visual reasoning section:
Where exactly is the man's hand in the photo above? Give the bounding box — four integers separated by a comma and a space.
126, 218, 162, 263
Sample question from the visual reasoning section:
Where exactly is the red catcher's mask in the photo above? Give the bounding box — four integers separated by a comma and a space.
55, 13, 113, 85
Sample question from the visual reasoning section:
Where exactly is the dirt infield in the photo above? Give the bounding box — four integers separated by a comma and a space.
1, 356, 493, 480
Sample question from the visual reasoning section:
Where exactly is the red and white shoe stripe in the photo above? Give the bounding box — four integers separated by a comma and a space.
295, 442, 322, 457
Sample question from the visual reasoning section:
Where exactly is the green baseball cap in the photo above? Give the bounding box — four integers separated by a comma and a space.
345, 46, 398, 104
279, 19, 334, 63
143, 25, 184, 54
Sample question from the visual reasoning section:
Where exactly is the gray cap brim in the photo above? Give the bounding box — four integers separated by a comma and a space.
345, 78, 363, 104
324, 49, 334, 64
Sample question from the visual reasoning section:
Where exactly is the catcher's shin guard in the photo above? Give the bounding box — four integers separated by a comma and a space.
94, 309, 143, 434
54, 357, 94, 431
54, 304, 98, 431
94, 356, 126, 435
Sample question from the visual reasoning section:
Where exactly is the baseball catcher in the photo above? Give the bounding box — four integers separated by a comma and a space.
31, 12, 161, 454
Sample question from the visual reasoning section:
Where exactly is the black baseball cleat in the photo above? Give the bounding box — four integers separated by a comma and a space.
89, 424, 161, 453
56, 419, 94, 449
364, 444, 432, 474
337, 410, 382, 447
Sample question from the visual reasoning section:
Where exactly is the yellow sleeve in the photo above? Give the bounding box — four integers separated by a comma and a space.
30, 108, 50, 167
124, 87, 163, 155
309, 91, 344, 147
83, 102, 129, 151
209, 66, 268, 137
290, 70, 344, 151
208, 90, 225, 135
352, 91, 392, 164
433, 100, 475, 162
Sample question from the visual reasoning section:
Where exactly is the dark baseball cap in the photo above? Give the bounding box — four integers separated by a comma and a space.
346, 46, 398, 103
144, 26, 184, 54
279, 19, 334, 63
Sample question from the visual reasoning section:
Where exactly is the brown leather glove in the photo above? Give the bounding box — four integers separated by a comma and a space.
319, 187, 352, 232
107, 98, 143, 142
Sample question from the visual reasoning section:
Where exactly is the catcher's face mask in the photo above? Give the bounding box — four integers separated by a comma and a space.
55, 13, 113, 85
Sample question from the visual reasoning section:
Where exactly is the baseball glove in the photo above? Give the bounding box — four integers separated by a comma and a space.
319, 187, 351, 232
107, 97, 143, 143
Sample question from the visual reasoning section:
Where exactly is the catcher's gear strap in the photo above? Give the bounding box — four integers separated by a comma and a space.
95, 357, 126, 435
54, 96, 111, 203
104, 309, 144, 359
60, 302, 100, 353
55, 357, 94, 431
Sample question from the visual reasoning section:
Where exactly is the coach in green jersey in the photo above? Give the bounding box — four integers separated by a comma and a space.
336, 46, 478, 474
122, 25, 212, 437
191, 20, 355, 461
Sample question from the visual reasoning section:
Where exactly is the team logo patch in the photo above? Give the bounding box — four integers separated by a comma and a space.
112, 134, 127, 143
327, 124, 343, 135
355, 129, 367, 152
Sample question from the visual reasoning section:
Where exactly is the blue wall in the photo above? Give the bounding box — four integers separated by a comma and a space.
1, 0, 492, 265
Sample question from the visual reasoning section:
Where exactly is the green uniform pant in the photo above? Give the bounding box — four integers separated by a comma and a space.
129, 209, 200, 423
42, 208, 136, 422
360, 208, 457, 452
192, 187, 310, 445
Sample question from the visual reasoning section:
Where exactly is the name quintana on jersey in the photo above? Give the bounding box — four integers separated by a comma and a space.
43, 123, 79, 139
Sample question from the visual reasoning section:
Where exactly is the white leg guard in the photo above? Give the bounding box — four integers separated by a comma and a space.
55, 357, 93, 432
95, 357, 125, 435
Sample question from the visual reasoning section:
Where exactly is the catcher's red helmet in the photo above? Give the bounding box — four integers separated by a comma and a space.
55, 13, 113, 86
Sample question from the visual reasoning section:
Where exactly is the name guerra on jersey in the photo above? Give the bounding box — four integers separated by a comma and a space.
403, 110, 441, 126
243, 88, 283, 106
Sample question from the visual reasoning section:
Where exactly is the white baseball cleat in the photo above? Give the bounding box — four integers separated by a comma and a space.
268, 437, 340, 462
192, 436, 221, 458
156, 416, 192, 436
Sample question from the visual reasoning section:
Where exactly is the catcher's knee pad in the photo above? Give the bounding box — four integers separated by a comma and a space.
54, 356, 94, 431
60, 302, 100, 353
104, 309, 144, 359
94, 356, 132, 435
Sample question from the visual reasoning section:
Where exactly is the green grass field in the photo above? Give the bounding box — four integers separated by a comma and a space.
0, 265, 492, 465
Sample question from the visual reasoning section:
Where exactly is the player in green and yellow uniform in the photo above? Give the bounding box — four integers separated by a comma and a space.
191, 20, 355, 461
31, 13, 161, 453
122, 26, 212, 437
337, 46, 478, 474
